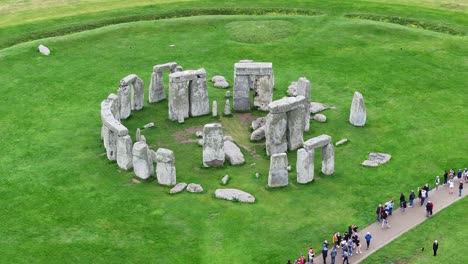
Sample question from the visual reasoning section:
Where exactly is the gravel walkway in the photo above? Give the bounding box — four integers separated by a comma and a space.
310, 183, 466, 264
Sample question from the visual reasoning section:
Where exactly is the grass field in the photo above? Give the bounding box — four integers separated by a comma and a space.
0, 1, 467, 263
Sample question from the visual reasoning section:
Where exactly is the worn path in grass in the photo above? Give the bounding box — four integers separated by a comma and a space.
312, 182, 467, 264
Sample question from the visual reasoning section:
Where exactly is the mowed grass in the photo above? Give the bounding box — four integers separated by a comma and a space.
0, 12, 467, 264
361, 198, 468, 264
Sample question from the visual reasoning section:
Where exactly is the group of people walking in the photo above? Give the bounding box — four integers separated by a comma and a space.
288, 225, 373, 264
443, 168, 466, 196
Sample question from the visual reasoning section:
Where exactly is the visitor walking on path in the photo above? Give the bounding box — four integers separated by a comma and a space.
342, 250, 349, 264
330, 246, 337, 264
449, 179, 454, 194
459, 181, 463, 197
443, 170, 448, 184
409, 190, 415, 207
457, 169, 462, 180
355, 238, 363, 254
463, 168, 468, 182
364, 232, 372, 250
420, 188, 427, 206
417, 187, 422, 203
425, 201, 433, 217
381, 210, 390, 228
308, 248, 315, 264
322, 240, 329, 264
376, 204, 383, 222
433, 240, 439, 256
435, 176, 440, 190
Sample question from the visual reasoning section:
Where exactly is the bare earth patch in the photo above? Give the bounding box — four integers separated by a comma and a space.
173, 125, 204, 142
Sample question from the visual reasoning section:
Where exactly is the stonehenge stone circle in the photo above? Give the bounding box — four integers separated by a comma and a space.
265, 96, 306, 156
223, 140, 245, 165
149, 62, 177, 103
117, 135, 133, 170
215, 189, 255, 203
268, 153, 288, 187
296, 148, 314, 184
155, 148, 177, 186
295, 77, 311, 131
203, 123, 225, 167
303, 134, 335, 176
120, 74, 144, 111
233, 62, 274, 111
168, 68, 210, 121
132, 141, 154, 180
349, 91, 366, 126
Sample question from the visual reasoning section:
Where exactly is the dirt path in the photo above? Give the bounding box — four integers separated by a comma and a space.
311, 183, 467, 264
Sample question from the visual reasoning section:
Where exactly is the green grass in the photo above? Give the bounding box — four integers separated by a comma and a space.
361, 198, 468, 264
0, 1, 467, 263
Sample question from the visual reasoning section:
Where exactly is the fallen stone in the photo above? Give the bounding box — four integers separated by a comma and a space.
223, 141, 245, 165
170, 182, 187, 194
250, 126, 265, 141
313, 114, 327, 122
310, 102, 335, 114
186, 183, 203, 193
38, 44, 50, 55
195, 131, 203, 138
251, 117, 266, 130
223, 136, 233, 142
255, 172, 260, 178
349, 91, 366, 126
211, 75, 226, 83
131, 178, 141, 184
215, 189, 255, 203
214, 81, 229, 89
143, 122, 154, 129
362, 160, 379, 167
221, 175, 229, 185
362, 153, 391, 167
239, 59, 254, 63
198, 139, 204, 146
335, 139, 348, 146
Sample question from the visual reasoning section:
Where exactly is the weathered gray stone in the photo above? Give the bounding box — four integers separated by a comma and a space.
212, 101, 218, 117
303, 134, 332, 151
349, 91, 366, 126
313, 114, 327, 122
178, 112, 185, 124
186, 183, 203, 193
286, 104, 305, 151
214, 81, 229, 88
253, 75, 273, 111
212, 75, 226, 83
251, 117, 266, 130
121, 74, 144, 111
268, 96, 306, 114
238, 59, 254, 63
203, 123, 225, 167
322, 143, 335, 175
225, 91, 231, 98
224, 99, 231, 116
136, 128, 141, 142
198, 139, 204, 146
215, 189, 255, 203
296, 148, 314, 184
362, 160, 379, 167
170, 182, 187, 194
175, 66, 183, 72
118, 85, 131, 119
255, 172, 260, 178
335, 139, 348, 146
168, 77, 189, 121
265, 112, 287, 156
143, 122, 154, 129
149, 71, 165, 103
233, 75, 250, 111
362, 153, 391, 167
287, 81, 297, 96
153, 62, 177, 72
223, 141, 245, 165
268, 153, 288, 187
107, 93, 120, 121
250, 126, 265, 141
155, 148, 176, 186
296, 77, 311, 131
223, 136, 233, 142
101, 97, 129, 161
189, 73, 210, 117
131, 178, 141, 184
195, 131, 203, 138
132, 141, 154, 180
139, 135, 146, 144
117, 135, 133, 170
221, 175, 229, 185
287, 165, 292, 172
38, 44, 50, 55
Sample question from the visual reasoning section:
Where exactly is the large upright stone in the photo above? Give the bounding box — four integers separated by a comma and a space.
203, 123, 225, 167
233, 75, 250, 111
155, 148, 176, 186
107, 93, 120, 121
349, 91, 366, 126
265, 112, 287, 156
296, 77, 311, 131
286, 103, 306, 150
212, 101, 218, 117
132, 142, 154, 180
101, 97, 128, 161
253, 75, 274, 111
224, 99, 231, 115
233, 62, 274, 111
296, 148, 314, 184
118, 85, 131, 120
121, 74, 144, 111
189, 73, 210, 117
322, 143, 335, 175
268, 153, 288, 187
117, 135, 133, 170
149, 71, 165, 103
168, 76, 189, 121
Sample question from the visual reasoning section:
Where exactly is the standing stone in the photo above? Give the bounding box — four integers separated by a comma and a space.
117, 135, 133, 170
296, 148, 314, 184
296, 77, 311, 131
225, 91, 231, 98
105, 129, 117, 161
322, 143, 335, 175
265, 112, 287, 156
224, 99, 231, 116
349, 91, 366, 126
286, 103, 306, 151
155, 148, 176, 186
136, 128, 141, 142
253, 75, 274, 111
132, 142, 154, 180
234, 62, 274, 111
268, 153, 288, 187
108, 93, 120, 121
212, 101, 218, 117
131, 76, 144, 111
221, 175, 229, 185
168, 76, 189, 121
118, 85, 131, 119
189, 74, 210, 117
149, 70, 165, 103
203, 123, 225, 167
233, 75, 250, 111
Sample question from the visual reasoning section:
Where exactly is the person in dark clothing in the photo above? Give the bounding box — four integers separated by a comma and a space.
365, 232, 372, 249
459, 182, 464, 197
376, 204, 383, 222
322, 240, 329, 264
443, 170, 448, 184
433, 240, 439, 256
342, 250, 349, 264
352, 225, 358, 233
330, 246, 338, 264
399, 193, 405, 207
409, 190, 415, 207
457, 169, 462, 179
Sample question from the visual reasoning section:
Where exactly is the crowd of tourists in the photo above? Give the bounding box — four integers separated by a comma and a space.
286, 168, 466, 264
